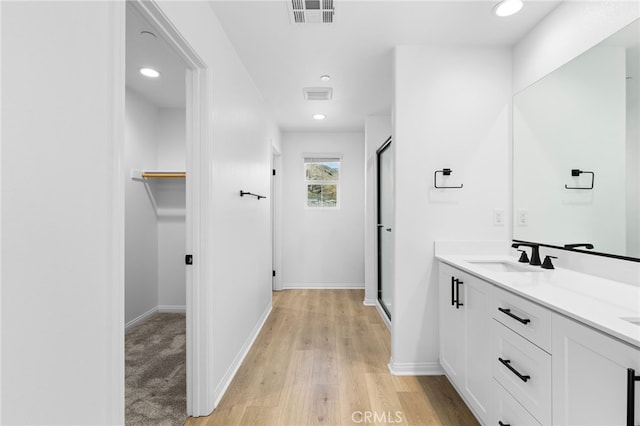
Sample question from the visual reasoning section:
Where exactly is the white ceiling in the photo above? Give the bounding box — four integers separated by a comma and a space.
210, 0, 561, 132
125, 1, 560, 128
126, 5, 186, 109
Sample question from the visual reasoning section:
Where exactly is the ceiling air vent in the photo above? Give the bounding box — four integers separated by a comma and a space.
288, 0, 335, 24
303, 87, 333, 101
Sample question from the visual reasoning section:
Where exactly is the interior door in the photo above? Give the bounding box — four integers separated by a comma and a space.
377, 137, 393, 320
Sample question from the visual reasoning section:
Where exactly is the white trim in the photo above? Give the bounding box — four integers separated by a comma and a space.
158, 305, 186, 312
387, 359, 445, 376
213, 304, 272, 407
125, 307, 158, 332
107, 2, 126, 423
123, 0, 212, 418
363, 297, 377, 306
271, 143, 283, 292
282, 283, 365, 290
303, 154, 341, 209
375, 301, 391, 331
124, 305, 187, 331
0, 3, 4, 421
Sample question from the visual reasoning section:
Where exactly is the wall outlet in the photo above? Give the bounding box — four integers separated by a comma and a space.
494, 209, 504, 226
518, 209, 529, 226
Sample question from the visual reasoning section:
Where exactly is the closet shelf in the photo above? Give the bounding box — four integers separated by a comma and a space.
140, 170, 185, 179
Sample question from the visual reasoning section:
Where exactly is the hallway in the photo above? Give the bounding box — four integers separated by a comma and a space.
186, 290, 477, 425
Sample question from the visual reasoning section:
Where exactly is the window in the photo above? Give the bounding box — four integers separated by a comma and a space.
304, 157, 340, 208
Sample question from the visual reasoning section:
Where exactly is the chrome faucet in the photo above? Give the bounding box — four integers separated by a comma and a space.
511, 242, 542, 266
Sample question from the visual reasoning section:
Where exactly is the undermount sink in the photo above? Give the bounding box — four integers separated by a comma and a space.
621, 317, 640, 326
466, 260, 542, 273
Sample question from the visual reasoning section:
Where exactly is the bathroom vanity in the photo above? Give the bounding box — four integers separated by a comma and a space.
436, 255, 640, 426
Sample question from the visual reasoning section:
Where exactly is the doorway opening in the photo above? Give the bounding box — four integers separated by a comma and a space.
124, 3, 188, 423
121, 0, 214, 419
376, 137, 393, 321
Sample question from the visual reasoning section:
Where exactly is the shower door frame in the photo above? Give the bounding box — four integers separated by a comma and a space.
376, 137, 393, 321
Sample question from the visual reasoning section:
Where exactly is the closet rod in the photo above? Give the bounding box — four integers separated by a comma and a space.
141, 172, 186, 178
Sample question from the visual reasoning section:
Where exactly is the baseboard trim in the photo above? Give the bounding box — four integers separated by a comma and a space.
158, 305, 186, 312
282, 283, 365, 290
125, 306, 158, 331
213, 303, 272, 408
363, 297, 377, 306
388, 360, 445, 376
125, 305, 186, 331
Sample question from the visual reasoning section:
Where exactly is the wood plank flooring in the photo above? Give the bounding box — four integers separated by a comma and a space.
185, 289, 478, 426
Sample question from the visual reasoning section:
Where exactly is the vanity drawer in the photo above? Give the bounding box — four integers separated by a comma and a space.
492, 379, 541, 426
493, 286, 551, 353
493, 320, 551, 425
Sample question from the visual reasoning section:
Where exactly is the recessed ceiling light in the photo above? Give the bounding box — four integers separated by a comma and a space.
139, 67, 160, 78
313, 114, 326, 120
493, 0, 523, 17
320, 75, 331, 81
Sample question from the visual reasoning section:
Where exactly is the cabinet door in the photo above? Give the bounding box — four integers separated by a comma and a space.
439, 263, 464, 383
463, 275, 492, 425
553, 314, 640, 426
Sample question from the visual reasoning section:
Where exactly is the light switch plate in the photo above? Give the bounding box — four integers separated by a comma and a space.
518, 209, 529, 226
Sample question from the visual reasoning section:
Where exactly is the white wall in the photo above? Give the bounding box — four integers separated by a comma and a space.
156, 0, 280, 412
125, 90, 160, 324
1, 2, 123, 423
392, 46, 512, 373
281, 132, 365, 288
156, 108, 186, 309
513, 1, 640, 285
364, 116, 392, 305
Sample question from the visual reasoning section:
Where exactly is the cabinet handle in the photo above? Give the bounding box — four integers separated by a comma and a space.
498, 357, 530, 382
498, 307, 531, 325
451, 276, 455, 306
455, 278, 464, 309
628, 368, 639, 426
498, 422, 511, 426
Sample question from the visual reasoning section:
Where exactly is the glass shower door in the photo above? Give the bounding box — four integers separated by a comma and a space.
377, 138, 393, 320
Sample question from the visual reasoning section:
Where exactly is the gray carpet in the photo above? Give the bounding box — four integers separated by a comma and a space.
126, 313, 187, 426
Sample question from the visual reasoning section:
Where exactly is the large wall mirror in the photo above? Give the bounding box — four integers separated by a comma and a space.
513, 18, 639, 261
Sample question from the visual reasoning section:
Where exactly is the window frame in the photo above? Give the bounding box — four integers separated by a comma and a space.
303, 154, 342, 209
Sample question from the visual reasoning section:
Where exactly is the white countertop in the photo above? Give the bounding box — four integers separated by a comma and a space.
436, 254, 640, 349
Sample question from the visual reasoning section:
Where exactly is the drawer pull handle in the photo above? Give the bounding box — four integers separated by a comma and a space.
628, 368, 639, 426
455, 278, 464, 309
498, 357, 531, 383
451, 276, 455, 306
498, 422, 511, 426
498, 307, 531, 325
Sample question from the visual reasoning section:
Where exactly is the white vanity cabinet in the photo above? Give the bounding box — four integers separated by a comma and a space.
439, 263, 492, 424
552, 314, 640, 426
439, 259, 640, 426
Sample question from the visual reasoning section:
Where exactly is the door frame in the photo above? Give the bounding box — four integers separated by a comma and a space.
271, 143, 283, 291
376, 137, 393, 321
111, 0, 214, 419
